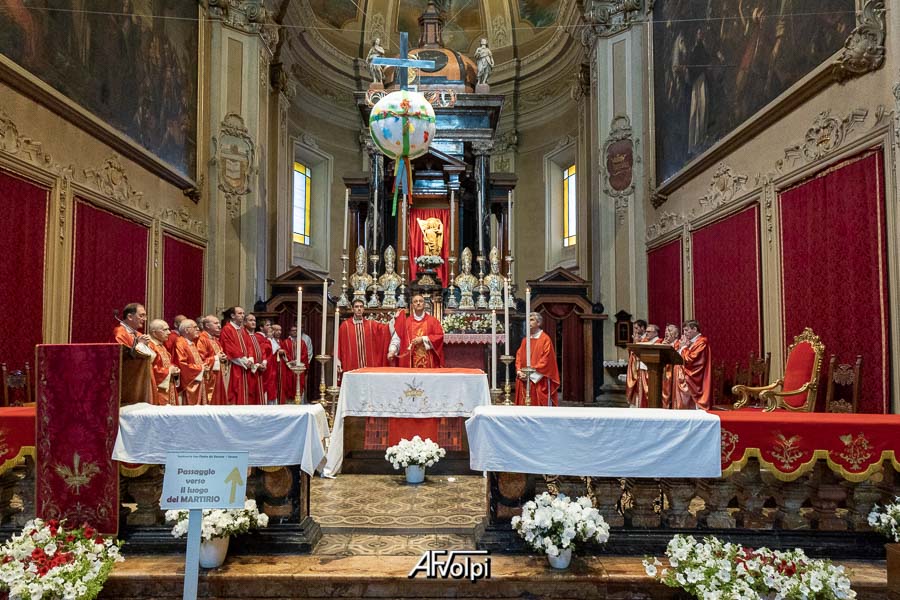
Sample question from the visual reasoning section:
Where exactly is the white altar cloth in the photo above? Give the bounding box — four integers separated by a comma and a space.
323, 367, 491, 476
466, 406, 721, 478
112, 403, 329, 476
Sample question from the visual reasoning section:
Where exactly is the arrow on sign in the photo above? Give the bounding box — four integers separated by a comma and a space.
224, 468, 244, 504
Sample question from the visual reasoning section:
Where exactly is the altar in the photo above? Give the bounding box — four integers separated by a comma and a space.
323, 367, 491, 476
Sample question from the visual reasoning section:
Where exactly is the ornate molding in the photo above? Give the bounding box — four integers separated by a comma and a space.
602, 115, 635, 224
698, 163, 749, 211
777, 108, 868, 171
646, 211, 684, 240
472, 141, 494, 156
832, 1, 885, 83
298, 132, 319, 150
682, 223, 692, 274
553, 135, 576, 152
206, 0, 278, 52
763, 179, 776, 248
0, 108, 54, 169
577, 0, 647, 44
159, 207, 209, 238
82, 155, 148, 210
212, 113, 256, 211
490, 15, 510, 48
493, 130, 519, 155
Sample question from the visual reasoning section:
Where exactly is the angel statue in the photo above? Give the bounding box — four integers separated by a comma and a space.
378, 246, 403, 309
475, 38, 494, 87
349, 245, 374, 303
416, 217, 444, 256
483, 246, 505, 310
366, 38, 386, 85
454, 247, 478, 310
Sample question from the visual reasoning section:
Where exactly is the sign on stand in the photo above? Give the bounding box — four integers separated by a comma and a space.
161, 452, 249, 600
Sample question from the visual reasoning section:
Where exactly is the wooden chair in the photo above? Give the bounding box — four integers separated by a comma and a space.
2, 362, 33, 407
711, 361, 727, 405
825, 354, 862, 413
733, 328, 824, 412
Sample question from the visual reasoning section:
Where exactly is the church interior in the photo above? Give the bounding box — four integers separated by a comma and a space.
1, 0, 900, 598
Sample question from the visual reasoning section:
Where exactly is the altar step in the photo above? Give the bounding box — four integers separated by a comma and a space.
338, 450, 477, 475
100, 554, 889, 600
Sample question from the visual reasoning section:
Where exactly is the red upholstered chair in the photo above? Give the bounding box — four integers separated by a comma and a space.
733, 328, 824, 412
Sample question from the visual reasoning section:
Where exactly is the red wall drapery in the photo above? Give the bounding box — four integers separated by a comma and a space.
408, 207, 449, 285
163, 234, 205, 324
780, 150, 889, 413
647, 238, 682, 329
0, 171, 48, 369
692, 205, 761, 382
71, 201, 149, 343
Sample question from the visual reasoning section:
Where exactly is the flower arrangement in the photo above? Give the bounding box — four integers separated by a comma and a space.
510, 492, 610, 558
868, 497, 900, 542
0, 519, 124, 600
385, 436, 446, 469
415, 255, 444, 269
643, 535, 856, 599
441, 313, 505, 334
166, 499, 269, 542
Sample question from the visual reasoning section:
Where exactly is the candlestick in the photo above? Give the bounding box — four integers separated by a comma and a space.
521, 366, 535, 406
320, 280, 328, 353
504, 278, 510, 351
332, 308, 340, 385
343, 189, 349, 250
509, 191, 514, 265
491, 310, 497, 388
338, 254, 350, 307
525, 286, 531, 367
500, 354, 515, 406
297, 286, 303, 346
315, 354, 331, 404
507, 190, 513, 258
325, 385, 340, 432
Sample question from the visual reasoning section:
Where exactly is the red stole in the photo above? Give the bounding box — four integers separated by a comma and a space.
393, 311, 445, 368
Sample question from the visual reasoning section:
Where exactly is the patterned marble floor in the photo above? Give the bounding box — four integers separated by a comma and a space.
310, 474, 484, 555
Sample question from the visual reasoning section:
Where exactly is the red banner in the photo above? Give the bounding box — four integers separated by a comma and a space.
408, 207, 450, 285
0, 406, 36, 475
36, 344, 122, 534
720, 411, 900, 482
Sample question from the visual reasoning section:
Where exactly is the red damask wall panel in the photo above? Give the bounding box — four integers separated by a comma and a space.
163, 234, 205, 324
692, 205, 761, 382
0, 170, 48, 369
647, 238, 682, 329
71, 201, 149, 343
780, 150, 889, 413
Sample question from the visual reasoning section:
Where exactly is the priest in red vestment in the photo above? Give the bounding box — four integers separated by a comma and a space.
272, 324, 308, 404
632, 324, 662, 408
675, 320, 712, 410
256, 319, 276, 403
625, 319, 647, 407
197, 315, 228, 405
147, 319, 179, 405
386, 294, 446, 444
661, 323, 680, 409
515, 312, 561, 406
165, 315, 186, 356
173, 319, 207, 406
113, 302, 155, 405
219, 307, 266, 405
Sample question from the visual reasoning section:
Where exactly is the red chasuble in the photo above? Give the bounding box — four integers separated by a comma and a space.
113, 324, 154, 405
389, 311, 447, 445
196, 331, 227, 405
515, 331, 561, 406
219, 323, 265, 405
277, 337, 309, 404
148, 340, 178, 405
256, 332, 276, 403
337, 318, 391, 447
676, 335, 712, 410
174, 337, 206, 406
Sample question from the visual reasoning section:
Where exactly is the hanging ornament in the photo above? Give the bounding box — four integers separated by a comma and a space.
368, 90, 436, 216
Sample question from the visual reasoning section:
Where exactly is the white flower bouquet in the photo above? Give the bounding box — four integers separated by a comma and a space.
868, 497, 900, 541
384, 436, 446, 469
0, 519, 124, 600
510, 492, 610, 557
415, 255, 444, 269
166, 499, 269, 542
643, 535, 856, 599
441, 313, 504, 334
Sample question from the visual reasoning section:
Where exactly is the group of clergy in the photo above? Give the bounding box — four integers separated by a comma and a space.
113, 302, 311, 406
626, 319, 712, 410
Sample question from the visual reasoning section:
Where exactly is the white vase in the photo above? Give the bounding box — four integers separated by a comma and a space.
547, 547, 572, 569
405, 464, 425, 484
199, 536, 230, 569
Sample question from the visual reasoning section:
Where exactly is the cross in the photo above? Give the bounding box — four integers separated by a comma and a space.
371, 32, 435, 91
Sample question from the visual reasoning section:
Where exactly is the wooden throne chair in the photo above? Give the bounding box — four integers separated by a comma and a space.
733, 328, 824, 412
824, 354, 862, 414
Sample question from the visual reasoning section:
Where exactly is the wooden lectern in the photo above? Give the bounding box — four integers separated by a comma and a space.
626, 343, 684, 408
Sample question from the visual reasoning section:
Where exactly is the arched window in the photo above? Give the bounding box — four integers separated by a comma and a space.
292, 161, 311, 245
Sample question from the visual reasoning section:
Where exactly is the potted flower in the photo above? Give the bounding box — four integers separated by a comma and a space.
384, 436, 446, 484
644, 534, 856, 599
869, 498, 900, 593
511, 492, 610, 569
414, 255, 444, 270
0, 518, 124, 600
166, 499, 269, 568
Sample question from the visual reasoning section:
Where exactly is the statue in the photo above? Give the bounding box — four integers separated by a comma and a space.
483, 246, 505, 310
366, 38, 385, 85
349, 245, 374, 303
416, 217, 444, 256
475, 38, 494, 87
454, 247, 478, 310
378, 246, 402, 309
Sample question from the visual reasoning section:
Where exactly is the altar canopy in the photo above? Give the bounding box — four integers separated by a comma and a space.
466, 406, 721, 478
112, 403, 329, 476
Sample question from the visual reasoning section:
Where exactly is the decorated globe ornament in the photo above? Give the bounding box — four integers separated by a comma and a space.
368, 90, 436, 160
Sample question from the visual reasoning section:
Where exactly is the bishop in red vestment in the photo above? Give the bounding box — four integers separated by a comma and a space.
515, 312, 561, 406
113, 302, 155, 405
173, 320, 207, 406
219, 307, 266, 405
147, 319, 179, 405
197, 316, 228, 405
675, 320, 712, 410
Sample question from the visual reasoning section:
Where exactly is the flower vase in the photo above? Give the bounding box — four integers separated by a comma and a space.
547, 547, 572, 569
405, 464, 425, 484
199, 536, 230, 569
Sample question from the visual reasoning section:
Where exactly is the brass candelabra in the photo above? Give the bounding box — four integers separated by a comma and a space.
314, 354, 331, 404
290, 362, 307, 404
520, 366, 536, 406
325, 385, 340, 432
500, 354, 515, 406
337, 253, 350, 308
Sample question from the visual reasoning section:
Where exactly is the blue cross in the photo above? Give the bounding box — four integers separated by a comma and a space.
371, 32, 435, 91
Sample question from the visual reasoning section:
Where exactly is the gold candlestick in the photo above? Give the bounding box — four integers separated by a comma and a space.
325, 385, 340, 432
520, 366, 536, 406
290, 362, 307, 404
489, 388, 502, 405
337, 253, 351, 307
315, 354, 331, 404
446, 255, 459, 309
500, 354, 515, 406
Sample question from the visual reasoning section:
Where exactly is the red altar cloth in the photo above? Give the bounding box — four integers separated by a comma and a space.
719, 411, 900, 481
0, 406, 36, 476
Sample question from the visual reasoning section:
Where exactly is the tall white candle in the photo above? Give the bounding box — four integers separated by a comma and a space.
342, 189, 349, 250
503, 278, 510, 351
332, 308, 340, 384
297, 287, 303, 348
321, 280, 328, 354
450, 189, 456, 254
509, 192, 515, 280
491, 310, 497, 388
507, 190, 512, 258
401, 194, 407, 253
525, 286, 531, 368
373, 188, 378, 254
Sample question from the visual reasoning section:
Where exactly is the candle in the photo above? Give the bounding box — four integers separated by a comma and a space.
373, 187, 378, 254
321, 280, 328, 354
342, 189, 349, 251
507, 190, 512, 258
491, 310, 497, 388
332, 307, 340, 384
297, 287, 303, 348
401, 194, 407, 253
503, 278, 510, 351
525, 286, 531, 368
509, 191, 515, 280
450, 189, 456, 254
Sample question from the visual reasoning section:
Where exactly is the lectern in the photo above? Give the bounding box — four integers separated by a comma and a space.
626, 343, 684, 409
